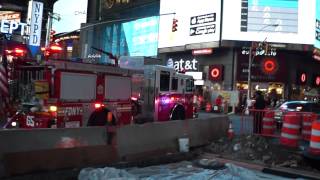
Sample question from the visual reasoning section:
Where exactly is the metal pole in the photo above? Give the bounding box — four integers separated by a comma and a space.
45, 12, 53, 47
245, 46, 253, 114
247, 46, 252, 101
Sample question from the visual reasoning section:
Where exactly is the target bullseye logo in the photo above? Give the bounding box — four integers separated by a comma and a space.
264, 60, 275, 72
261, 58, 278, 75
209, 65, 224, 81
210, 68, 220, 78
300, 73, 306, 83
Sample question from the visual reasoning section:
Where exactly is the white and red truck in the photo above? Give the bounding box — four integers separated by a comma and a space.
5, 57, 195, 128
122, 57, 196, 123
6, 59, 134, 128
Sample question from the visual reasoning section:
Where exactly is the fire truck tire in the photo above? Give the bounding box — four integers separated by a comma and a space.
170, 105, 186, 120
87, 109, 116, 126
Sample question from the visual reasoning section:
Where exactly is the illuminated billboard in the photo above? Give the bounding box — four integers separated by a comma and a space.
316, 0, 320, 49
122, 16, 159, 57
158, 0, 221, 49
223, 0, 316, 45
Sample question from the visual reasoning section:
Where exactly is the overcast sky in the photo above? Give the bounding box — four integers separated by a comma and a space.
52, 0, 87, 33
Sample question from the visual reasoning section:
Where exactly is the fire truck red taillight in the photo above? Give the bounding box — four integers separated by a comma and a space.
49, 106, 57, 112
95, 103, 104, 109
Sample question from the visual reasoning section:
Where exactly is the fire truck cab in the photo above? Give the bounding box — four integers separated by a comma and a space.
7, 59, 134, 128
134, 65, 195, 122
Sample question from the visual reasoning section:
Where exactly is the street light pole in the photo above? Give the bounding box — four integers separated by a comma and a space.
245, 24, 279, 114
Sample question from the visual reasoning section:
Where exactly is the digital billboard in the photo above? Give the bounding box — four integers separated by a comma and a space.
158, 0, 221, 49
316, 0, 320, 49
122, 16, 159, 57
223, 0, 316, 45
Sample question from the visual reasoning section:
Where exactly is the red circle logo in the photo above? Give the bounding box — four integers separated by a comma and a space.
316, 76, 320, 85
261, 58, 278, 75
300, 73, 306, 83
211, 68, 220, 78
264, 60, 276, 73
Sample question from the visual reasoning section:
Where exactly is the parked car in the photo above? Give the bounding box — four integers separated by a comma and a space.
274, 101, 320, 122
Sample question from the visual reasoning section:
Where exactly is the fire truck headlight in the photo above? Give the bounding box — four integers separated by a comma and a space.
11, 121, 17, 127
49, 106, 57, 112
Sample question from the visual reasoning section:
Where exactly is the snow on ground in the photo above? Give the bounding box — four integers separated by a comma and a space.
78, 161, 292, 180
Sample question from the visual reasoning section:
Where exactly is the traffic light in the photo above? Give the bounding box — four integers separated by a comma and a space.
172, 18, 178, 32
50, 30, 56, 43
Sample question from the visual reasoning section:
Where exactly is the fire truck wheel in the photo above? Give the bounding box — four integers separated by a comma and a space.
87, 109, 116, 126
170, 106, 186, 120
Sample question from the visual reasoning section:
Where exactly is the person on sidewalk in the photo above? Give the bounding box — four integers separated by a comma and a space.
253, 91, 266, 134
215, 95, 223, 113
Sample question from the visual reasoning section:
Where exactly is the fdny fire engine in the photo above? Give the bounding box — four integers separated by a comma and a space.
4, 52, 195, 128
139, 65, 195, 122
5, 59, 135, 128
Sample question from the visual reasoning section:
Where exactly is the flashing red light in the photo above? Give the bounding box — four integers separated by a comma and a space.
94, 103, 104, 109
131, 97, 138, 101
5, 48, 26, 57
50, 44, 63, 52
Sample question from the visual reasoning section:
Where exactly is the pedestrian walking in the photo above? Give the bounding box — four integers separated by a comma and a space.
253, 91, 266, 134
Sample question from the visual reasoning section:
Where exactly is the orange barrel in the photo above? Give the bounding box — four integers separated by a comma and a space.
205, 103, 212, 112
309, 121, 320, 156
262, 111, 275, 135
301, 112, 315, 141
280, 112, 301, 147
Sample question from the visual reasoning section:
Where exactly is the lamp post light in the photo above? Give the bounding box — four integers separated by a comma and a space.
246, 24, 279, 113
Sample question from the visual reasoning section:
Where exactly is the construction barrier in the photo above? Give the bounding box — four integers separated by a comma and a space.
309, 121, 320, 156
280, 112, 301, 148
0, 116, 229, 177
301, 113, 315, 141
262, 111, 275, 135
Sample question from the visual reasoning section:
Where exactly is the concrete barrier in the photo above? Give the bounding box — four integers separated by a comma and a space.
0, 127, 108, 176
117, 116, 229, 158
0, 116, 229, 177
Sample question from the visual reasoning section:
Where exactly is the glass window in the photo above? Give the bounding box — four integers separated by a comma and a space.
186, 79, 194, 92
311, 103, 320, 113
160, 71, 170, 91
171, 77, 178, 91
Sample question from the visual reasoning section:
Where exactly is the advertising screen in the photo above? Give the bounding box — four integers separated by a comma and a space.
158, 0, 221, 49
223, 0, 316, 45
316, 0, 320, 49
122, 16, 159, 57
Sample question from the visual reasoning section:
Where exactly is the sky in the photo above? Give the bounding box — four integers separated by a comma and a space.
52, 0, 87, 33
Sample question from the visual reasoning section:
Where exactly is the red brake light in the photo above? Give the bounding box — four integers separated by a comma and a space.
95, 103, 104, 109
5, 48, 26, 57
50, 44, 63, 52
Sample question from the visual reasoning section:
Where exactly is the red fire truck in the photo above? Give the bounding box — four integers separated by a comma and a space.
130, 65, 195, 123
5, 58, 195, 128
6, 59, 134, 128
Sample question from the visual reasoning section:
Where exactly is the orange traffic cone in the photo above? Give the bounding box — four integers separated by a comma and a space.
228, 121, 234, 139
